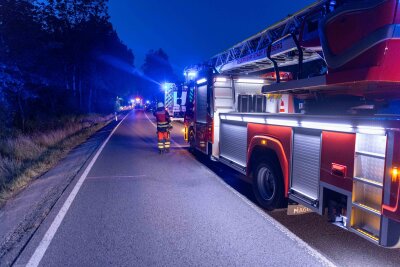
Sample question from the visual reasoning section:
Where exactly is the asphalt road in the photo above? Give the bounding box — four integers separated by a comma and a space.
13, 110, 400, 266
14, 110, 332, 267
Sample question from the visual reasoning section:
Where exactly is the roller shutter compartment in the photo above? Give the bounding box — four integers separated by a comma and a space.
291, 128, 322, 201
219, 121, 247, 167
196, 85, 207, 123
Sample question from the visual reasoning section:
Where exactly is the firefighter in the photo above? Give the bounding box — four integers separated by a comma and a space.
153, 102, 172, 153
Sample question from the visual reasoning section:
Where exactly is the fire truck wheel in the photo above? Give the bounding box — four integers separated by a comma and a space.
188, 129, 195, 152
253, 161, 284, 211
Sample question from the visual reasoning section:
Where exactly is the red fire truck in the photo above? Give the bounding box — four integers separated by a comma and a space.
183, 0, 400, 247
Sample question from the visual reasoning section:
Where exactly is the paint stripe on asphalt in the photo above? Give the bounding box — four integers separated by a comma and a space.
26, 113, 130, 267
144, 112, 336, 267
86, 175, 147, 180
204, 172, 336, 267
144, 112, 157, 127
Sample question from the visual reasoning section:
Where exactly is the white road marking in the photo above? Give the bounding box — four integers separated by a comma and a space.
206, 173, 336, 267
144, 112, 336, 266
26, 113, 130, 267
86, 175, 147, 180
144, 111, 157, 127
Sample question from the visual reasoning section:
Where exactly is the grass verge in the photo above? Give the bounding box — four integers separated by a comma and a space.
0, 114, 113, 207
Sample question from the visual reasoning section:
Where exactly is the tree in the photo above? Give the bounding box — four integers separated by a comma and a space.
141, 49, 177, 100
0, 0, 137, 133
0, 0, 46, 131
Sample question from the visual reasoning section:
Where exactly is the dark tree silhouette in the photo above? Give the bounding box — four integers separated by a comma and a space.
141, 49, 177, 100
0, 0, 136, 134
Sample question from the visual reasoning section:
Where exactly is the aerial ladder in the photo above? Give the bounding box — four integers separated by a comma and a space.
210, 0, 328, 76
201, 0, 400, 105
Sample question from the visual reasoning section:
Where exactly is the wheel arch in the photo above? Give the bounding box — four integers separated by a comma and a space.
247, 135, 290, 198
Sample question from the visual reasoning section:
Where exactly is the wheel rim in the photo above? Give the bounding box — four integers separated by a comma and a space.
257, 166, 276, 201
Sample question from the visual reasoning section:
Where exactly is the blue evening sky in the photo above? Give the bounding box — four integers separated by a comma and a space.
108, 0, 316, 73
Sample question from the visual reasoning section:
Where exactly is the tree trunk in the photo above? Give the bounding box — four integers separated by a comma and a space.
72, 65, 76, 96
88, 84, 92, 113
17, 89, 25, 132
94, 86, 97, 112
79, 77, 83, 112
65, 64, 69, 91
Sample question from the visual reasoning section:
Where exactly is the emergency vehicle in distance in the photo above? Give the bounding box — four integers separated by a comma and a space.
183, 0, 400, 247
163, 83, 187, 120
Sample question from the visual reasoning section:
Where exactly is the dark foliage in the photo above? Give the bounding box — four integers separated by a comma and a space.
141, 48, 178, 100
0, 0, 136, 135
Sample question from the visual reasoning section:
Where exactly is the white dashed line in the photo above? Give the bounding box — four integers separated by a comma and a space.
86, 175, 147, 180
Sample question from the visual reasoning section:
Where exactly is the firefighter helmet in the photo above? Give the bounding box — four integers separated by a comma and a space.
157, 102, 164, 108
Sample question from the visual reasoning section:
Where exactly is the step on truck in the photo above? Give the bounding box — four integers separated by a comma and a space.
183, 0, 400, 247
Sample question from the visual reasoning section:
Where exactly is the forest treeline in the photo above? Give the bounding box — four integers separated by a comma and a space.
0, 0, 176, 136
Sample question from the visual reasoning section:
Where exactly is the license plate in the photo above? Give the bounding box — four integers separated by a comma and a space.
287, 204, 313, 215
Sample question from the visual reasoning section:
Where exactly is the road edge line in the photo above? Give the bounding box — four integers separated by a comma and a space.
206, 173, 336, 267
25, 113, 130, 267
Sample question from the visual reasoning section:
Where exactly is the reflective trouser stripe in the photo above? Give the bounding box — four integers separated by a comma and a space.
165, 141, 170, 148
158, 142, 164, 149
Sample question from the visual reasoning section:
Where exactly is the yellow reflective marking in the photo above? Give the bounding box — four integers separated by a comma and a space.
355, 228, 379, 241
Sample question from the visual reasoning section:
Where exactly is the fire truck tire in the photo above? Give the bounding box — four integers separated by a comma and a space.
253, 161, 285, 211
188, 128, 195, 152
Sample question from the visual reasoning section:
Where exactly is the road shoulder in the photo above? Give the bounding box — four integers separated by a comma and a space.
0, 119, 121, 266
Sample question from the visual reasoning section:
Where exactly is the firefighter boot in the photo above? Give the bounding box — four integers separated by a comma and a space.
164, 132, 171, 153
157, 141, 164, 154
165, 140, 170, 153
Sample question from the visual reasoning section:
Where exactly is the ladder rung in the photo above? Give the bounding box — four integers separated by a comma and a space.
355, 150, 385, 159
353, 227, 379, 242
353, 177, 383, 188
352, 202, 381, 216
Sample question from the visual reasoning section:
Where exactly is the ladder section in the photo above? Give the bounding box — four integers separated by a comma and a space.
164, 83, 176, 116
351, 133, 387, 242
209, 1, 328, 75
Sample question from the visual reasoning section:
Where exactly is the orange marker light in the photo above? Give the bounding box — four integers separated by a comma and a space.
183, 127, 188, 141
261, 140, 267, 145
392, 167, 398, 182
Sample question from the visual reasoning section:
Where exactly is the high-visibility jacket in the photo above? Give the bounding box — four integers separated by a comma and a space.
153, 108, 171, 132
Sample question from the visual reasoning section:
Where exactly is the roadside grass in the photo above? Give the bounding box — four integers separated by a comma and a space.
0, 114, 113, 207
